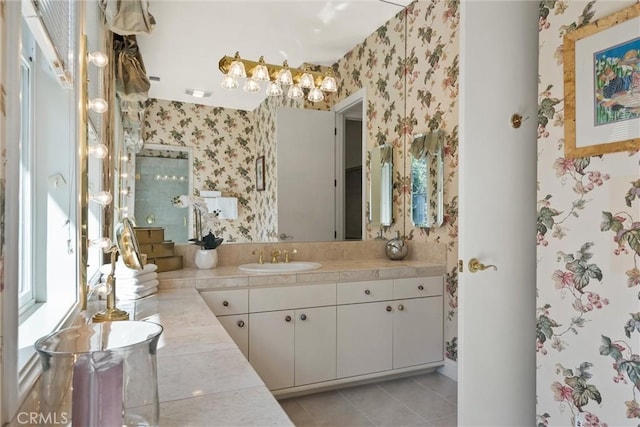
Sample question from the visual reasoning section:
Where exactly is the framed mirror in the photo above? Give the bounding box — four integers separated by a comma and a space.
410, 131, 444, 228
369, 144, 393, 227
130, 144, 194, 243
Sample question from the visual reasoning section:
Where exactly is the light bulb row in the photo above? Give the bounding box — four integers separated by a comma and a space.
220, 53, 338, 103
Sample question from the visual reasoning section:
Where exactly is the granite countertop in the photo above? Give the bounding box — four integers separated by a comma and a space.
131, 287, 293, 427
157, 259, 447, 290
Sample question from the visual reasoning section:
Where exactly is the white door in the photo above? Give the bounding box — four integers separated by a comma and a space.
458, 1, 537, 425
393, 296, 443, 369
249, 310, 294, 390
294, 306, 336, 386
277, 108, 335, 241
217, 314, 248, 359
337, 301, 393, 378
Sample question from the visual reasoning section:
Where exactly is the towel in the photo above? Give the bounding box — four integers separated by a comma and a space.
117, 286, 158, 300
105, 272, 158, 287
205, 197, 238, 219
100, 262, 158, 278
118, 279, 159, 293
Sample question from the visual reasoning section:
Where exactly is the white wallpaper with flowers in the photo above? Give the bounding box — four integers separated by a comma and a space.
536, 1, 640, 426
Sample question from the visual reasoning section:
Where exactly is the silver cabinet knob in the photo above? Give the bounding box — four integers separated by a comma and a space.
237, 320, 245, 328
386, 306, 392, 312
300, 314, 307, 321
418, 285, 424, 291
364, 289, 371, 295
222, 300, 229, 307
285, 315, 292, 322
398, 304, 404, 311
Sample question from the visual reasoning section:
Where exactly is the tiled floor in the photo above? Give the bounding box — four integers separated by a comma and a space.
278, 372, 457, 426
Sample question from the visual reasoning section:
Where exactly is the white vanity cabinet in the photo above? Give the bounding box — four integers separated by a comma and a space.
248, 283, 337, 390
200, 289, 249, 358
337, 276, 444, 378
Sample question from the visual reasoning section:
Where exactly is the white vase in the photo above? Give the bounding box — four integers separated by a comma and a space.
194, 249, 218, 269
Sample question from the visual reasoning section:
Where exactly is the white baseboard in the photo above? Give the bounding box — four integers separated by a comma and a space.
437, 359, 457, 381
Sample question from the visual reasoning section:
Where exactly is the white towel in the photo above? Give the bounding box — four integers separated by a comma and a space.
205, 197, 238, 219
117, 279, 159, 293
117, 286, 158, 300
107, 272, 158, 287
100, 262, 158, 278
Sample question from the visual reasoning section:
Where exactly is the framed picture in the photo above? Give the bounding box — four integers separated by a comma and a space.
256, 156, 265, 191
563, 3, 640, 158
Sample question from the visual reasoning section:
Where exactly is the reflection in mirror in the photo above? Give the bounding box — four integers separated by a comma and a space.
410, 131, 444, 228
132, 144, 193, 243
369, 144, 393, 227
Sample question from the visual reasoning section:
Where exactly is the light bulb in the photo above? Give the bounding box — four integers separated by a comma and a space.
320, 74, 338, 92
90, 191, 113, 206
228, 52, 246, 78
266, 81, 283, 97
299, 72, 315, 89
308, 86, 325, 103
221, 75, 239, 89
87, 51, 108, 67
287, 84, 304, 100
243, 78, 261, 93
277, 61, 293, 86
89, 237, 112, 249
88, 143, 108, 159
252, 56, 270, 81
88, 98, 108, 113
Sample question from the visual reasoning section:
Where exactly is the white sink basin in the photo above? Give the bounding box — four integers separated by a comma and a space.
238, 261, 322, 274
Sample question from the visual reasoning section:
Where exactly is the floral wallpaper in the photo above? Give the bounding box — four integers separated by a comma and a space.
143, 99, 258, 242
536, 1, 640, 426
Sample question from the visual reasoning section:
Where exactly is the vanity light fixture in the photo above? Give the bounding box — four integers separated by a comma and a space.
218, 52, 338, 103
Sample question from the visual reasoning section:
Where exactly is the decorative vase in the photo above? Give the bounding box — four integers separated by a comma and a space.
385, 231, 408, 260
195, 249, 218, 269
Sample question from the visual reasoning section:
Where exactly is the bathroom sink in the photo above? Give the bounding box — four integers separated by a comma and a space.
238, 261, 322, 274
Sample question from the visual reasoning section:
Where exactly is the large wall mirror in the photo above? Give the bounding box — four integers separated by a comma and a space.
113, 2, 411, 244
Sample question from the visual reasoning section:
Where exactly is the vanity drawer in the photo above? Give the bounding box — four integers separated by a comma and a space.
250, 283, 336, 312
393, 276, 443, 300
337, 280, 393, 304
200, 289, 248, 315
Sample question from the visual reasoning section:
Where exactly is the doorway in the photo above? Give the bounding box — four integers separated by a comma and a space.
334, 89, 366, 241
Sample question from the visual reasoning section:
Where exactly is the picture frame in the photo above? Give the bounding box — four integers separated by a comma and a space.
563, 3, 640, 158
256, 156, 265, 191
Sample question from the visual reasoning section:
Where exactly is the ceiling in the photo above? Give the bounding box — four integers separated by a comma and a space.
137, 1, 411, 111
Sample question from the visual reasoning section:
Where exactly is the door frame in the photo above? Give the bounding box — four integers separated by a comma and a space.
332, 88, 367, 240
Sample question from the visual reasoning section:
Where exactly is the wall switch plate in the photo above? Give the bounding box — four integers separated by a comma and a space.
575, 412, 586, 427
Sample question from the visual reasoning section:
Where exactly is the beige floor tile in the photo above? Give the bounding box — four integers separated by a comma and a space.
412, 373, 457, 403
379, 378, 457, 422
340, 383, 429, 426
279, 399, 317, 426
295, 390, 374, 426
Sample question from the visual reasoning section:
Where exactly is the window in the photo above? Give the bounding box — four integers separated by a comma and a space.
18, 55, 36, 316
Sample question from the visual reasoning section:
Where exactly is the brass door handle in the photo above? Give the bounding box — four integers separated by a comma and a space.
468, 258, 498, 273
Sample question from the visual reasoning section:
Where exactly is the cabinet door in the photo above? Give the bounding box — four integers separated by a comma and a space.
249, 310, 294, 390
217, 314, 248, 360
294, 306, 336, 386
393, 296, 443, 369
337, 301, 393, 378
